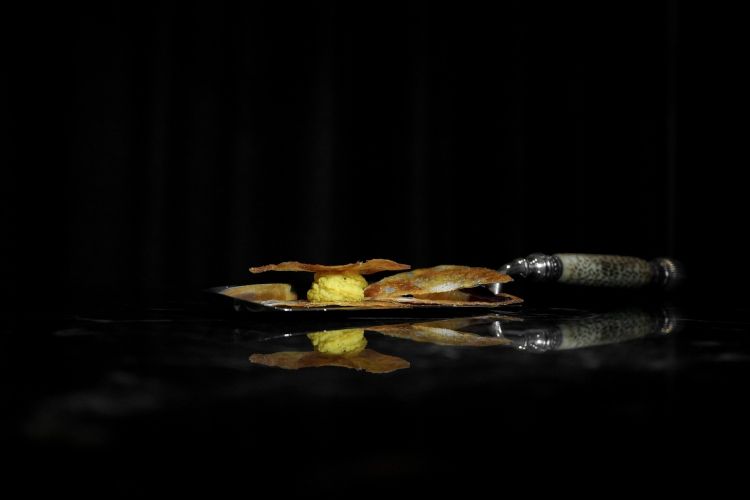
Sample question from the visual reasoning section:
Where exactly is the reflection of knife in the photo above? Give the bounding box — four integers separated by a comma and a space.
488, 253, 685, 295
247, 307, 678, 356
492, 307, 679, 352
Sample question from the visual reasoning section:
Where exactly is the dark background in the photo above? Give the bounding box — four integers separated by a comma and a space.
3, 1, 746, 309
3, 3, 750, 494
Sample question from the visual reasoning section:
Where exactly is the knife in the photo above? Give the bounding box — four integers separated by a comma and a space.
487, 253, 684, 295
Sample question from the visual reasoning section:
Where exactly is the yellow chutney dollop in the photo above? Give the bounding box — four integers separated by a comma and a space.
306, 272, 368, 302
307, 329, 367, 356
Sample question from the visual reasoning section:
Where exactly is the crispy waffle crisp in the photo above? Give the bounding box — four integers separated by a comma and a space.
369, 316, 518, 346
249, 259, 410, 275
364, 265, 513, 298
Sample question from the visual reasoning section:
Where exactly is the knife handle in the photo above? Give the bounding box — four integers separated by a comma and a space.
504, 253, 684, 289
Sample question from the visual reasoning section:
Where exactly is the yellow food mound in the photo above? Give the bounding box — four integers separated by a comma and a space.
307, 329, 368, 356
306, 272, 368, 302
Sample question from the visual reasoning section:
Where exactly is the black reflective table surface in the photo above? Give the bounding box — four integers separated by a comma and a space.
4, 290, 750, 495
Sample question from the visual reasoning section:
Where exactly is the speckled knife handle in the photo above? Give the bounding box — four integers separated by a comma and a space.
557, 254, 656, 288
508, 253, 684, 289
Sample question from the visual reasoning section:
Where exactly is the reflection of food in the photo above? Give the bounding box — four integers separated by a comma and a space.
370, 316, 516, 346
307, 329, 367, 355
242, 259, 521, 309
248, 317, 525, 373
250, 328, 408, 373
249, 350, 409, 373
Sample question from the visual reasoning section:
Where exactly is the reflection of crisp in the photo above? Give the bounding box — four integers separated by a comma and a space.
307, 273, 369, 302
369, 316, 515, 346
249, 350, 409, 373
250, 329, 409, 373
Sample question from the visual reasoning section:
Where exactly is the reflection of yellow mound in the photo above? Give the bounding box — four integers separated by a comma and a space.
307, 329, 367, 356
307, 273, 368, 302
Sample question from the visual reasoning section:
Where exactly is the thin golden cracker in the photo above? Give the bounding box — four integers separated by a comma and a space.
249, 259, 410, 275
364, 265, 513, 298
